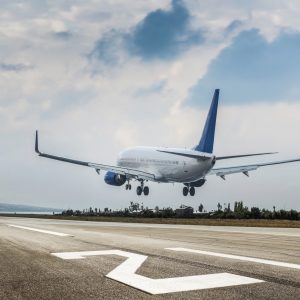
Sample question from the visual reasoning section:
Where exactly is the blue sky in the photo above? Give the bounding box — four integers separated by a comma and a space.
187, 28, 300, 106
1, 0, 300, 211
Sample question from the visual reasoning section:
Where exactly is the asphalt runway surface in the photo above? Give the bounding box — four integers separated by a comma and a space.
0, 217, 299, 299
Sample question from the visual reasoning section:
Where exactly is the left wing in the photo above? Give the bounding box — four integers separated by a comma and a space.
35, 131, 156, 181
209, 158, 300, 179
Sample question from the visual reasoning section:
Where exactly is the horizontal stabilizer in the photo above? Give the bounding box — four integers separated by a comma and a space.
216, 152, 277, 160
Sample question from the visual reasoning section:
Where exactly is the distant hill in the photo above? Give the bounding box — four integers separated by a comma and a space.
0, 203, 63, 213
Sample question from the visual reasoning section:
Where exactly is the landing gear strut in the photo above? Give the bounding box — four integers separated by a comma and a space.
183, 186, 195, 196
136, 181, 149, 196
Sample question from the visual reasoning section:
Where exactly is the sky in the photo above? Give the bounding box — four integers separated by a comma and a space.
1, 0, 300, 211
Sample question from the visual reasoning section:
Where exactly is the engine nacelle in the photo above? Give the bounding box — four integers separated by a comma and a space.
184, 178, 206, 187
104, 171, 126, 186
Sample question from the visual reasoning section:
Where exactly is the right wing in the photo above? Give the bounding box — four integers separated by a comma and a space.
35, 131, 156, 181
209, 158, 300, 179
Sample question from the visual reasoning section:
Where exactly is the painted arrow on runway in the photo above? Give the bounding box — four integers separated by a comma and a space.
51, 249, 263, 295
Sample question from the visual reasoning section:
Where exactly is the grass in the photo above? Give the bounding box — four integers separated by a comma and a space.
0, 213, 300, 228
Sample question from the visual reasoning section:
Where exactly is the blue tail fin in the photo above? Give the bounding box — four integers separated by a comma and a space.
194, 89, 219, 153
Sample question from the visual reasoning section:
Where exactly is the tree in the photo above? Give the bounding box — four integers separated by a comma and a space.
250, 207, 261, 219
217, 202, 222, 212
129, 202, 140, 212
62, 209, 74, 216
227, 203, 231, 212
162, 207, 174, 217
199, 204, 204, 213
234, 202, 238, 212
290, 210, 299, 220
239, 201, 244, 211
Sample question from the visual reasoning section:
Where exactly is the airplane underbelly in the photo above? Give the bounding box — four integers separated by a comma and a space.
160, 163, 208, 183
118, 151, 212, 183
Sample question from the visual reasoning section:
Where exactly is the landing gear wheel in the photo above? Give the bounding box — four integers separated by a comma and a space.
125, 182, 132, 191
143, 186, 149, 196
189, 186, 195, 196
136, 186, 142, 196
183, 187, 189, 196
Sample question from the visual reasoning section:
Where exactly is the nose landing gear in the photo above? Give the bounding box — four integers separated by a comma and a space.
125, 181, 132, 190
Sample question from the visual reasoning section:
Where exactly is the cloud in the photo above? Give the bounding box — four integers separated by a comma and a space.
186, 29, 300, 107
127, 0, 203, 60
134, 80, 167, 97
42, 88, 96, 117
90, 0, 204, 63
225, 19, 243, 35
53, 31, 72, 40
89, 30, 124, 65
0, 63, 33, 72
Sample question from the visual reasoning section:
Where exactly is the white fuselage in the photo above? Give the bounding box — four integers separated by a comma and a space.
117, 146, 215, 183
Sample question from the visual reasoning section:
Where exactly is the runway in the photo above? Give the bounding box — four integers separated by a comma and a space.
0, 217, 299, 299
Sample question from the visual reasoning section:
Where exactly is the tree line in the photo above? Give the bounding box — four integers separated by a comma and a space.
61, 201, 300, 221
212, 201, 299, 220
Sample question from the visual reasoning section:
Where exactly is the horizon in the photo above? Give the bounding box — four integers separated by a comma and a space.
1, 200, 299, 213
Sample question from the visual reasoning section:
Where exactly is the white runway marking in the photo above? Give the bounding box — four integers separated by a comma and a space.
52, 250, 263, 295
8, 225, 73, 237
167, 248, 300, 270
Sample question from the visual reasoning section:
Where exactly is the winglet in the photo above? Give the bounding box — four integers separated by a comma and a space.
35, 130, 41, 154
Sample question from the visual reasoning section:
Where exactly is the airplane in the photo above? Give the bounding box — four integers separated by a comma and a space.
35, 89, 300, 197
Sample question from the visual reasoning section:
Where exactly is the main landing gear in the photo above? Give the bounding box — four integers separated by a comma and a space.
136, 181, 149, 196
183, 186, 195, 196
125, 180, 149, 196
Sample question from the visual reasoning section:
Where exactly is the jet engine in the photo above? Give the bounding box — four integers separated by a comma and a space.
184, 178, 206, 187
104, 171, 126, 186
